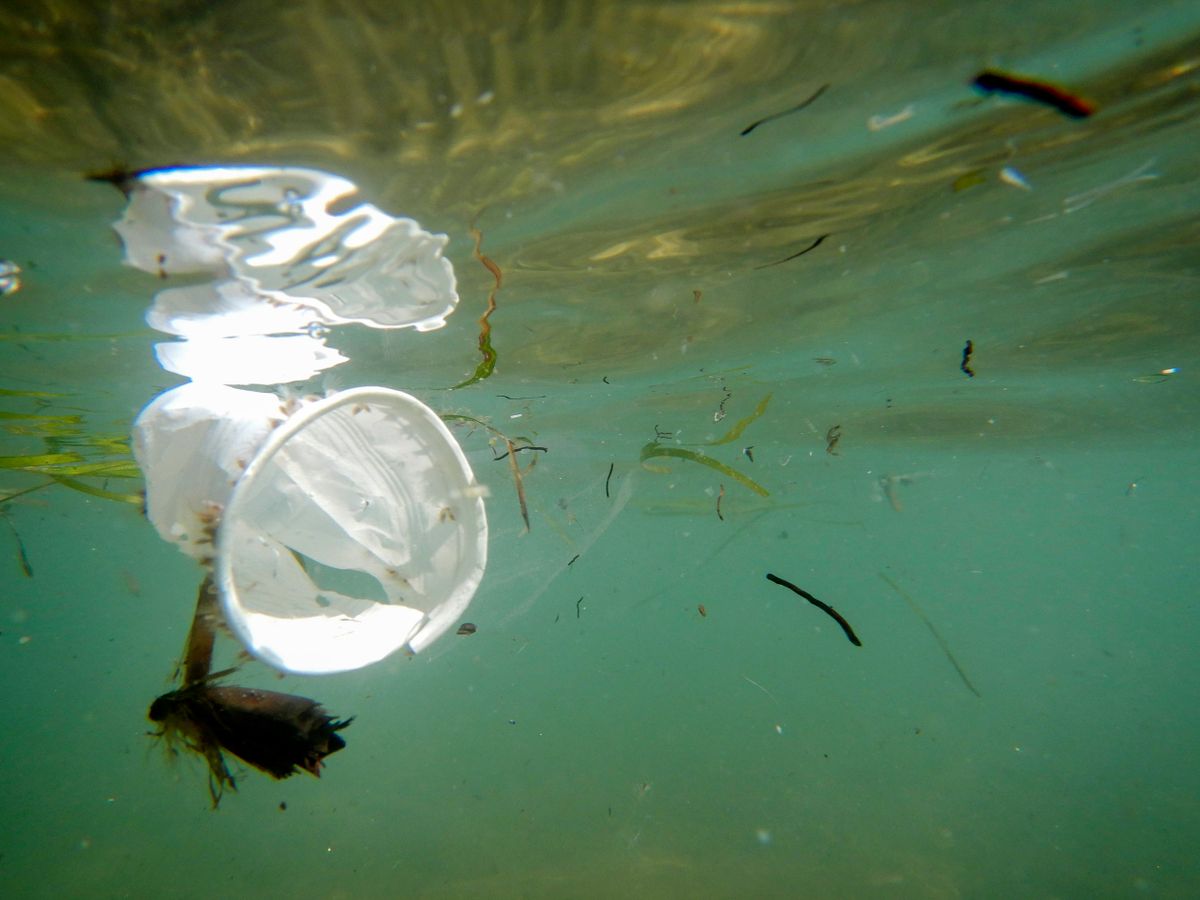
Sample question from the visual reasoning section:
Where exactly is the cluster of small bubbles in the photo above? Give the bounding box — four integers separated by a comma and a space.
304, 322, 330, 340
280, 188, 304, 220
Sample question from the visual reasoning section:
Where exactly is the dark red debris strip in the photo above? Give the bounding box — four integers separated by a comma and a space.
971, 70, 1095, 119
961, 340, 975, 377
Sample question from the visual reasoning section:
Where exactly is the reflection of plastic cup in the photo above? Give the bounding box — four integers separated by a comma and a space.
215, 387, 487, 674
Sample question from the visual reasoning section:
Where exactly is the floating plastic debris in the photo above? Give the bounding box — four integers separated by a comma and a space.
118, 167, 486, 674
135, 384, 488, 674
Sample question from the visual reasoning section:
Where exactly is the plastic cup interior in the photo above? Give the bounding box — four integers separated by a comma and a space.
215, 387, 487, 674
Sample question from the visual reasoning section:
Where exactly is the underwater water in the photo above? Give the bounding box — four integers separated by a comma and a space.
2, 1, 1200, 897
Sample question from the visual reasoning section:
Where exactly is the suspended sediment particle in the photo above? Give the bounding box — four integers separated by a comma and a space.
765, 573, 862, 646
971, 70, 1095, 118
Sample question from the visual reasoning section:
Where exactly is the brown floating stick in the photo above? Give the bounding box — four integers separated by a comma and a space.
506, 438, 530, 532
182, 576, 220, 687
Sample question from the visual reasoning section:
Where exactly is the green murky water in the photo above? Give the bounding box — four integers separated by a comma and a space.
2, 1, 1199, 897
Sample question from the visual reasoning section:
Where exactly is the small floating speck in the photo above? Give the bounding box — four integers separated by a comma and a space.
999, 166, 1032, 191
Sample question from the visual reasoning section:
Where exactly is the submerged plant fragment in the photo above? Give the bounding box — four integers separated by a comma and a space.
454, 223, 502, 388
640, 442, 769, 497
703, 394, 771, 447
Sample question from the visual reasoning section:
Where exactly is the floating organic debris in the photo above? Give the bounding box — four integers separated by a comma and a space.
713, 382, 732, 423
1, 391, 142, 505
149, 579, 352, 807
740, 83, 829, 136
704, 394, 771, 447
766, 572, 861, 646
442, 412, 533, 530
640, 442, 769, 497
825, 424, 842, 455
961, 340, 975, 377
879, 473, 919, 512
879, 572, 980, 697
1064, 159, 1158, 214
952, 169, 988, 192
454, 222, 502, 388
867, 104, 915, 131
150, 681, 352, 807
456, 622, 477, 636
0, 510, 32, 576
972, 69, 1095, 118
491, 442, 548, 461
505, 438, 530, 532
754, 233, 830, 270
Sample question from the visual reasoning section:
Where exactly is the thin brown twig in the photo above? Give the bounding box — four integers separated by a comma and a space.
505, 438, 530, 532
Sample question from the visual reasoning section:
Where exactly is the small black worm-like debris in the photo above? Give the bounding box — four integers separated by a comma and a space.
492, 444, 548, 461
754, 233, 830, 270
456, 622, 477, 636
576, 596, 584, 619
765, 573, 862, 646
741, 83, 830, 136
567, 554, 580, 567
605, 462, 614, 498
961, 340, 975, 377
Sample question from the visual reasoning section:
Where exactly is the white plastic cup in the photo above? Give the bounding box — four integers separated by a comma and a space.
135, 384, 487, 674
